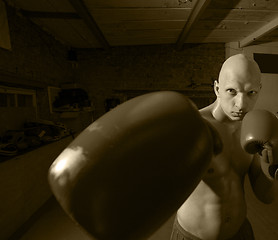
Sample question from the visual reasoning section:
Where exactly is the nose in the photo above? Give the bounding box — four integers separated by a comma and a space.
235, 93, 247, 111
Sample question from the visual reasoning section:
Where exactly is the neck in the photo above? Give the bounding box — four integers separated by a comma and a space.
211, 100, 227, 122
211, 100, 240, 129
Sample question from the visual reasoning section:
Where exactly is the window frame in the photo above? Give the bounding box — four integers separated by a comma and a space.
0, 85, 37, 111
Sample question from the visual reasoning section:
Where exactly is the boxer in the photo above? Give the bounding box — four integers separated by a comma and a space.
173, 54, 278, 240
49, 54, 277, 240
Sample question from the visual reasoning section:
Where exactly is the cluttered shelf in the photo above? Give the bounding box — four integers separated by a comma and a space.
0, 119, 75, 163
0, 83, 94, 163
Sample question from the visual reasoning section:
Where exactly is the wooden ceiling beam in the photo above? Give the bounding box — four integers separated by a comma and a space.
68, 0, 109, 49
239, 17, 278, 48
175, 0, 211, 50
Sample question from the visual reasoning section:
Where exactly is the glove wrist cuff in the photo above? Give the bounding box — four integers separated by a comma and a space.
261, 161, 278, 181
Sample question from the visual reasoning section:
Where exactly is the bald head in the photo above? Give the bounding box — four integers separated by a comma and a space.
213, 54, 262, 122
218, 54, 261, 85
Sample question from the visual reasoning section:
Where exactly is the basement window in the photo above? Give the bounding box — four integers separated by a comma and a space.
0, 86, 37, 136
0, 93, 15, 107
0, 86, 36, 108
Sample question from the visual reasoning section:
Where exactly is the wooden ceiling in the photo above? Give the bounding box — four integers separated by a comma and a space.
5, 0, 278, 50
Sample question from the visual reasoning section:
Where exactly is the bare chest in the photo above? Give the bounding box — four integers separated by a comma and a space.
204, 124, 252, 180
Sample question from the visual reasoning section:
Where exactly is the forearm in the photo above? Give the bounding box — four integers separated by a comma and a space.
250, 169, 277, 204
249, 154, 278, 204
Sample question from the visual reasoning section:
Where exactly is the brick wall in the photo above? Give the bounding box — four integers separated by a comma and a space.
77, 44, 225, 119
0, 5, 73, 124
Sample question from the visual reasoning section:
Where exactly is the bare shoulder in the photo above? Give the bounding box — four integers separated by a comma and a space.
199, 104, 215, 122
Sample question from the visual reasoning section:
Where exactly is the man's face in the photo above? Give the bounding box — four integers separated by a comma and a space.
215, 70, 261, 121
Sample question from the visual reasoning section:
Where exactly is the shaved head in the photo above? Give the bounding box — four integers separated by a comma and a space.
218, 54, 261, 85
213, 54, 262, 122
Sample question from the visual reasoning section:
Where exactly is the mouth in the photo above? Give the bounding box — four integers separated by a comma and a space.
231, 112, 245, 118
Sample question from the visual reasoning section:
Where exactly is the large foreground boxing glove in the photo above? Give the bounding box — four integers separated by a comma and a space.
241, 109, 278, 180
48, 91, 222, 240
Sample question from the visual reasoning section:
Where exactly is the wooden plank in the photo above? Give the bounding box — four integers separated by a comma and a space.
98, 20, 186, 31
258, 28, 278, 39
186, 36, 239, 43
202, 9, 278, 22
207, 0, 244, 9
185, 28, 252, 43
104, 25, 250, 46
238, 29, 278, 45
20, 10, 80, 19
7, 0, 74, 12
104, 29, 181, 38
188, 39, 233, 43
91, 8, 191, 22
256, 37, 278, 44
176, 0, 212, 49
84, 0, 195, 8
32, 18, 101, 48
208, 0, 278, 10
190, 29, 252, 38
239, 17, 278, 47
195, 19, 266, 31
68, 0, 109, 49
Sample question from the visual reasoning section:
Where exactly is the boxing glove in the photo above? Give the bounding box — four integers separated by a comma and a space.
241, 109, 278, 180
48, 91, 222, 240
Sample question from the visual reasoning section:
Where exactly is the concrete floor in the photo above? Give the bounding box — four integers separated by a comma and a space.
17, 196, 175, 240
18, 178, 278, 240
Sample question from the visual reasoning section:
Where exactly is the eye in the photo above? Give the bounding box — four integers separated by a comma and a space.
227, 89, 237, 95
248, 90, 257, 96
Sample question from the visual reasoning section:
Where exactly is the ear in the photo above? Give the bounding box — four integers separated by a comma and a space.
214, 80, 220, 97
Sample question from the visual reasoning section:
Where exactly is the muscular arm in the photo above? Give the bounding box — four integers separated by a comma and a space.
241, 109, 278, 204
248, 152, 278, 204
